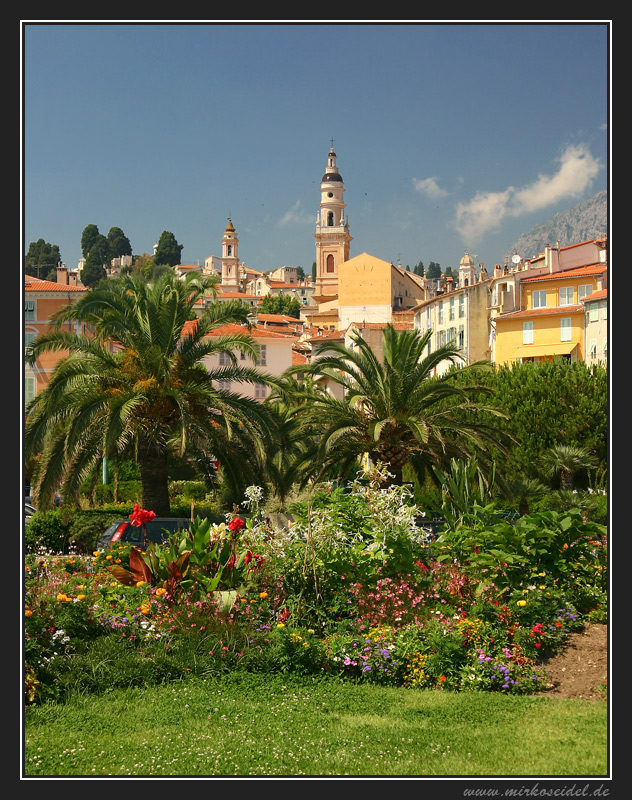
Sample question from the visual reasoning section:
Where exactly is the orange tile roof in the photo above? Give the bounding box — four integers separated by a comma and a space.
520, 264, 607, 283
306, 329, 345, 343
582, 288, 607, 302
217, 288, 261, 299
348, 321, 414, 331
496, 305, 583, 320
182, 319, 298, 340
292, 349, 307, 365
24, 274, 86, 292
256, 313, 301, 323
266, 281, 300, 289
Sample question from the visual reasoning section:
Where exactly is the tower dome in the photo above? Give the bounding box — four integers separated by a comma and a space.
460, 251, 474, 268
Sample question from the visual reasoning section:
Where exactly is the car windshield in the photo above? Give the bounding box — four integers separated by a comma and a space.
125, 520, 189, 546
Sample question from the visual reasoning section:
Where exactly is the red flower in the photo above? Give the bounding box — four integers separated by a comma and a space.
244, 551, 252, 565
227, 516, 245, 532
129, 505, 156, 527
439, 675, 446, 682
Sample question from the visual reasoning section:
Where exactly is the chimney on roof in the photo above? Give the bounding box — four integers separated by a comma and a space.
57, 265, 68, 285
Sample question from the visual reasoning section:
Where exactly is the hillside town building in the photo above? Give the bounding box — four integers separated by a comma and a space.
25, 145, 608, 406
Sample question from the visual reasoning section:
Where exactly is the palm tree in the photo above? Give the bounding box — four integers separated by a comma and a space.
25, 272, 278, 515
261, 375, 330, 504
291, 325, 508, 487
540, 444, 596, 490
507, 477, 547, 516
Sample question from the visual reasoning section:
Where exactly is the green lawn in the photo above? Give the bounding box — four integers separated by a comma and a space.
23, 673, 608, 777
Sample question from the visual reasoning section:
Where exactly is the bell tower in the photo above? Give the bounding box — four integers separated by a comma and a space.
221, 218, 240, 290
459, 251, 476, 287
313, 142, 352, 302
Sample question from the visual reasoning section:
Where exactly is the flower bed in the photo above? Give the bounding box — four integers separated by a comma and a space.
24, 471, 607, 706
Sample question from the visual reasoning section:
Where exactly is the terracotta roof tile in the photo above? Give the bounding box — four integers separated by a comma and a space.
348, 321, 414, 331
24, 275, 86, 292
520, 264, 607, 283
182, 319, 297, 340
496, 305, 583, 320
582, 288, 607, 302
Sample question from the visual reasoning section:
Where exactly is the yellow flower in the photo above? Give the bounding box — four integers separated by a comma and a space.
136, 581, 145, 587
155, 587, 167, 597
106, 555, 113, 561
76, 594, 86, 601
140, 603, 151, 615
115, 558, 122, 564
517, 599, 527, 607
277, 622, 285, 628
307, 629, 315, 635
538, 572, 546, 577
93, 551, 100, 557
259, 592, 268, 599
25, 609, 33, 617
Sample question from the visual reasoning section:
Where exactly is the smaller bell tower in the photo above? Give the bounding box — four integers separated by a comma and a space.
459, 251, 476, 287
221, 218, 240, 290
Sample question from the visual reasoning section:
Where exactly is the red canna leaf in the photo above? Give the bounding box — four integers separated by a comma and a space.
129, 547, 153, 583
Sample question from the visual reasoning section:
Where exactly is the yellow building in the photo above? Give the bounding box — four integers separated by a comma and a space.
337, 253, 427, 330
493, 263, 607, 365
412, 253, 492, 375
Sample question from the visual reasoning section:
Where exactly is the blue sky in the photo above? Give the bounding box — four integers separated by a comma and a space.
22, 22, 610, 276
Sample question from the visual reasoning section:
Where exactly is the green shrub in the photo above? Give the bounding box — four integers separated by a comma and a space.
25, 509, 69, 554
169, 481, 208, 501
67, 512, 119, 554
94, 480, 143, 504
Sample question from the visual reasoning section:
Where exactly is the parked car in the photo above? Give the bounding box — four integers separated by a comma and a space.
98, 517, 191, 549
24, 503, 36, 523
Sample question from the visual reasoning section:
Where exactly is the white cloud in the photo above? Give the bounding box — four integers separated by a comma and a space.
413, 176, 448, 199
279, 199, 311, 227
454, 143, 601, 243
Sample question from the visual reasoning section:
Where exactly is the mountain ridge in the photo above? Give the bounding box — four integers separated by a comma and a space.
505, 190, 607, 263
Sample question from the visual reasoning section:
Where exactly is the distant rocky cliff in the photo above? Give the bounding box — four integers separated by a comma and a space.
506, 190, 607, 262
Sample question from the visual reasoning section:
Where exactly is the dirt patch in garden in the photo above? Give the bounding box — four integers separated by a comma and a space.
535, 623, 608, 701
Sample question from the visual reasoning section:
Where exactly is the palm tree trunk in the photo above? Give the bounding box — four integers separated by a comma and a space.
385, 462, 403, 487
560, 469, 573, 490
139, 437, 171, 516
